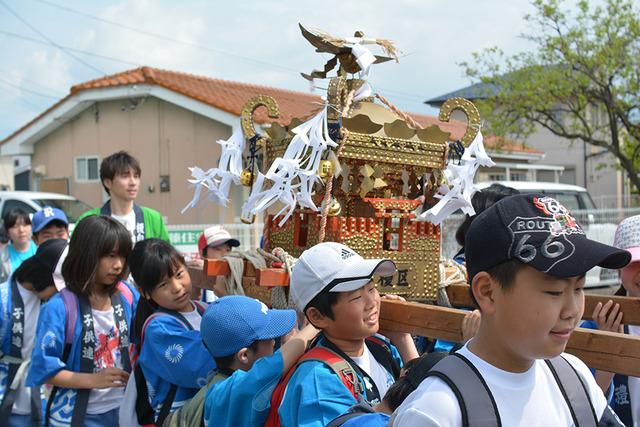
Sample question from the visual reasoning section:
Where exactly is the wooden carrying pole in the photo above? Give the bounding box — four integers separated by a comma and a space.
380, 299, 640, 377
198, 259, 640, 377
445, 284, 640, 325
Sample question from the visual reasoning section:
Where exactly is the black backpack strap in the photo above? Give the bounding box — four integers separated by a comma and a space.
545, 356, 597, 427
157, 383, 178, 426
426, 354, 501, 427
365, 337, 401, 380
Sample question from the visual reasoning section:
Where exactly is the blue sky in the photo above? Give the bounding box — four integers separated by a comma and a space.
0, 0, 540, 140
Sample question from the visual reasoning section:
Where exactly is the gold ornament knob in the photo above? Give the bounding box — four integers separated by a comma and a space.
240, 212, 255, 224
240, 169, 255, 187
318, 160, 334, 178
327, 198, 342, 216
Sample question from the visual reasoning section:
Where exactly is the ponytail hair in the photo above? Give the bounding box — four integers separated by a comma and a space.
129, 239, 186, 343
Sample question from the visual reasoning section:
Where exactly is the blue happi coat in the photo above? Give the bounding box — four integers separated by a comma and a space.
25, 282, 139, 427
138, 309, 216, 419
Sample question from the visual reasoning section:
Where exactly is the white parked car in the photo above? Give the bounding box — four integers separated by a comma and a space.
0, 191, 93, 224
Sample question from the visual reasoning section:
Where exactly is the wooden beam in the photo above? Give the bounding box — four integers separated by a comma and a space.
380, 299, 640, 377
445, 284, 640, 325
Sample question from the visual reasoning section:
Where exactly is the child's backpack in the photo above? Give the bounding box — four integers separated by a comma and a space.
160, 371, 228, 427
265, 335, 400, 427
121, 301, 207, 427
387, 353, 598, 427
45, 282, 134, 427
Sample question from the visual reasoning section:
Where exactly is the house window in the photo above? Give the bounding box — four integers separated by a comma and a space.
75, 156, 100, 182
488, 173, 506, 181
510, 171, 527, 181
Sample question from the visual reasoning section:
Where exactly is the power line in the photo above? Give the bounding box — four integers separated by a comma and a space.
0, 0, 106, 75
32, 0, 297, 74
0, 66, 65, 97
0, 76, 61, 100
0, 29, 141, 67
29, 0, 430, 103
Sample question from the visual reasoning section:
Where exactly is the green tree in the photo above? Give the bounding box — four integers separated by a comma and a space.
462, 0, 640, 192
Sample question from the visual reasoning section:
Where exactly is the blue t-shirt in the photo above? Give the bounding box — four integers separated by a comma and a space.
204, 350, 284, 427
8, 241, 36, 271
342, 413, 390, 427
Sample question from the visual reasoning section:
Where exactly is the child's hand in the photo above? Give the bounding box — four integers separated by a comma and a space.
380, 294, 406, 302
461, 309, 481, 343
592, 300, 624, 333
92, 367, 129, 389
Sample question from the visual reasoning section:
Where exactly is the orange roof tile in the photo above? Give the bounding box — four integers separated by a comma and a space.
2, 66, 541, 156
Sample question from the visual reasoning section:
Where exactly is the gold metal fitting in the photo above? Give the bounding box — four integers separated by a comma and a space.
240, 213, 255, 224
318, 160, 334, 178
240, 169, 255, 187
327, 197, 342, 216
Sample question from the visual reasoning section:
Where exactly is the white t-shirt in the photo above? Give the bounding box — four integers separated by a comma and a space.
111, 210, 136, 244
12, 283, 40, 414
351, 343, 395, 400
625, 325, 640, 425
180, 305, 202, 331
87, 307, 124, 415
392, 343, 608, 427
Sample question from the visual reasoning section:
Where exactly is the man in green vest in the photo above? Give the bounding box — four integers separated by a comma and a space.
77, 151, 169, 243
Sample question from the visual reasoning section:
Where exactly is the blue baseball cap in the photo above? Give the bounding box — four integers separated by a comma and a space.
200, 296, 296, 358
32, 207, 69, 233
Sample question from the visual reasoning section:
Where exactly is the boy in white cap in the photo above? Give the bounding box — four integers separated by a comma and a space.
194, 226, 241, 301
266, 242, 417, 427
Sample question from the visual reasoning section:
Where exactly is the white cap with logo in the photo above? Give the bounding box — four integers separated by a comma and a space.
290, 242, 396, 312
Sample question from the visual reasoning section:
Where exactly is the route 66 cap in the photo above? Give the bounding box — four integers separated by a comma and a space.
465, 194, 630, 283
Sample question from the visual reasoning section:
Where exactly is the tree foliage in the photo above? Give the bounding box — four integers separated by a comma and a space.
462, 0, 640, 192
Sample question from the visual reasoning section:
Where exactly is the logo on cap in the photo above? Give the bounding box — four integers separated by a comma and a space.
507, 197, 580, 273
43, 207, 54, 217
341, 248, 355, 260
533, 197, 583, 237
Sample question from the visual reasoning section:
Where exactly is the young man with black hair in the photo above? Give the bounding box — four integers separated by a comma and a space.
269, 242, 418, 427
77, 151, 169, 244
392, 194, 628, 426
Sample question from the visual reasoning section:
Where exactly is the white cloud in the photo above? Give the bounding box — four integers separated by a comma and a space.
0, 0, 550, 137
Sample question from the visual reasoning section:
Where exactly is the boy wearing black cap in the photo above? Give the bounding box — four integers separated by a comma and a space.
392, 194, 628, 426
0, 239, 68, 426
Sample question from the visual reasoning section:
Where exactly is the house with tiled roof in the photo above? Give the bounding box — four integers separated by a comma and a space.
1, 66, 558, 224
426, 82, 625, 208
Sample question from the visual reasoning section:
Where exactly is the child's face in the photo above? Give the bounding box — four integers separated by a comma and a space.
8, 218, 31, 246
33, 225, 69, 245
620, 261, 640, 297
205, 243, 232, 260
489, 265, 584, 367
95, 252, 126, 287
104, 167, 140, 202
149, 264, 193, 312
323, 281, 381, 341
